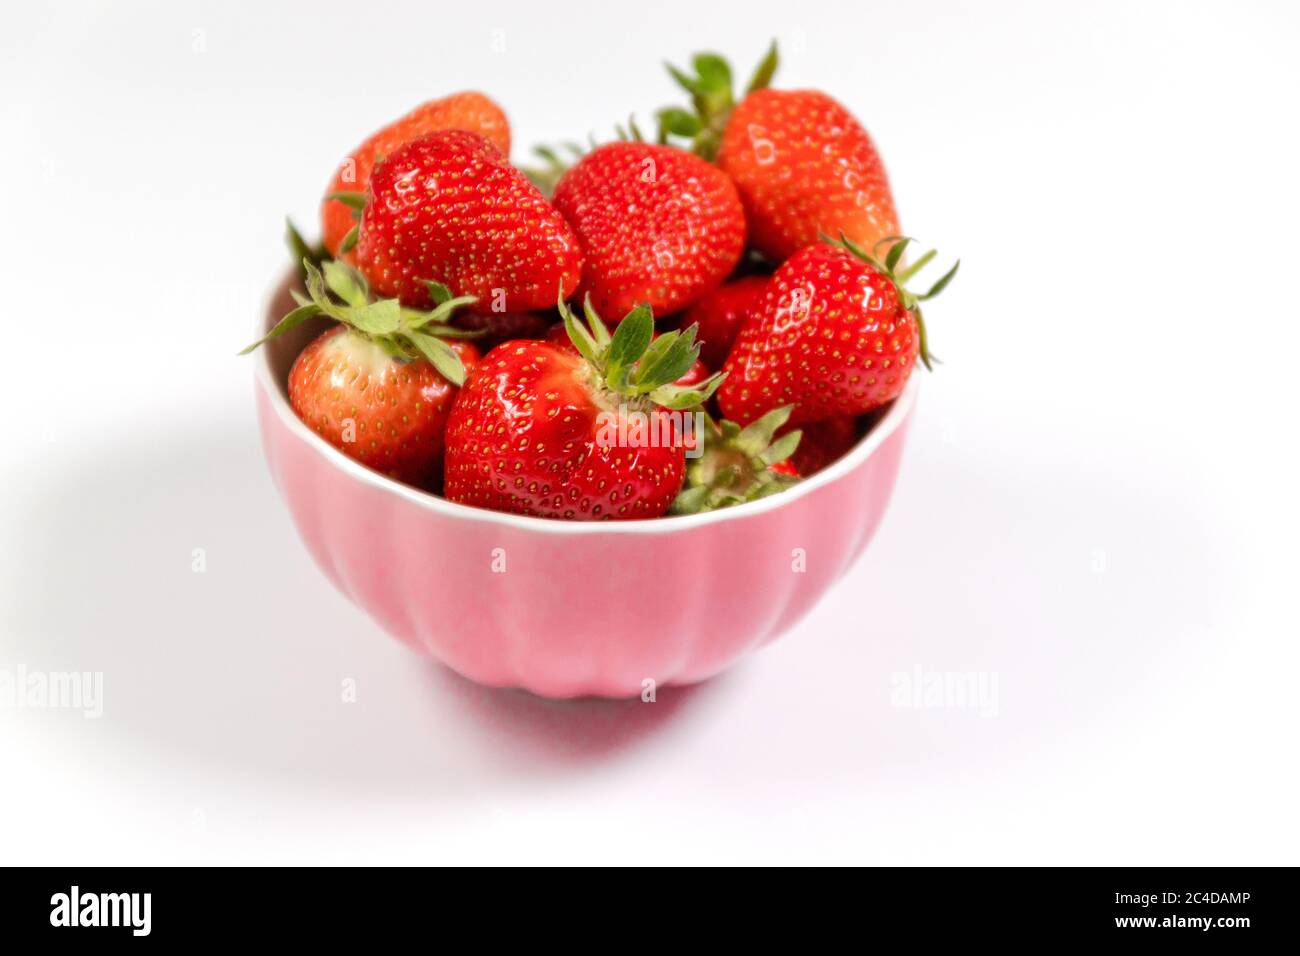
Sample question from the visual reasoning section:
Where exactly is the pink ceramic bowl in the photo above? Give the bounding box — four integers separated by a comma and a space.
254, 274, 917, 698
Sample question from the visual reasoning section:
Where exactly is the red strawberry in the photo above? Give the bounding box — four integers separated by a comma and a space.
782, 415, 857, 476
679, 275, 768, 370
720, 89, 899, 263
241, 259, 480, 485
718, 238, 956, 426
542, 321, 710, 387
355, 130, 583, 312
659, 45, 900, 263
444, 300, 724, 520
551, 142, 745, 320
322, 92, 510, 260
289, 326, 479, 485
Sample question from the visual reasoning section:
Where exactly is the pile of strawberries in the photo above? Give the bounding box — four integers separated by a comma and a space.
246, 44, 956, 521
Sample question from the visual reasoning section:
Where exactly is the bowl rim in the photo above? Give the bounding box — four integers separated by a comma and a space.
255, 277, 919, 536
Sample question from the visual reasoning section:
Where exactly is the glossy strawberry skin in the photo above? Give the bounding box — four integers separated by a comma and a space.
719, 89, 900, 263
444, 341, 686, 520
542, 323, 709, 387
356, 130, 583, 312
551, 142, 745, 320
322, 92, 511, 261
289, 325, 479, 486
680, 275, 769, 370
718, 244, 917, 426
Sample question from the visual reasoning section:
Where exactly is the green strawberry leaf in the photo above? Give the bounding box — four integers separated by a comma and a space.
582, 296, 613, 350
648, 370, 726, 409
919, 260, 961, 300
895, 249, 937, 284
692, 53, 733, 95
425, 280, 453, 305
557, 293, 603, 364
735, 405, 794, 456
346, 298, 402, 337
632, 328, 699, 393
405, 330, 466, 386
744, 40, 780, 95
563, 309, 601, 365
406, 294, 478, 330
761, 431, 802, 466
604, 304, 655, 387
629, 330, 676, 382
324, 191, 367, 213
884, 236, 913, 273
322, 259, 369, 307
669, 485, 713, 514
666, 62, 702, 96
285, 218, 324, 272
657, 107, 701, 139
238, 302, 321, 355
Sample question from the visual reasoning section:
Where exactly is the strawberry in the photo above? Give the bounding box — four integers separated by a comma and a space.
354, 129, 583, 312
659, 45, 900, 263
321, 92, 510, 260
241, 259, 480, 485
679, 274, 768, 370
717, 237, 957, 426
444, 299, 724, 520
542, 322, 710, 387
782, 415, 857, 476
551, 141, 745, 320
288, 326, 479, 486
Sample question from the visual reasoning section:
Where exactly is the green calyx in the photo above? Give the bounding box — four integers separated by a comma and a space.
285, 217, 326, 276
557, 292, 726, 410
521, 142, 588, 197
658, 41, 779, 161
670, 405, 802, 515
522, 114, 653, 197
823, 233, 960, 371
239, 258, 478, 386
325, 190, 367, 213
284, 190, 366, 277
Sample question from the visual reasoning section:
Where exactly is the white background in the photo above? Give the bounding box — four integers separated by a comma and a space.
1, 0, 1297, 865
